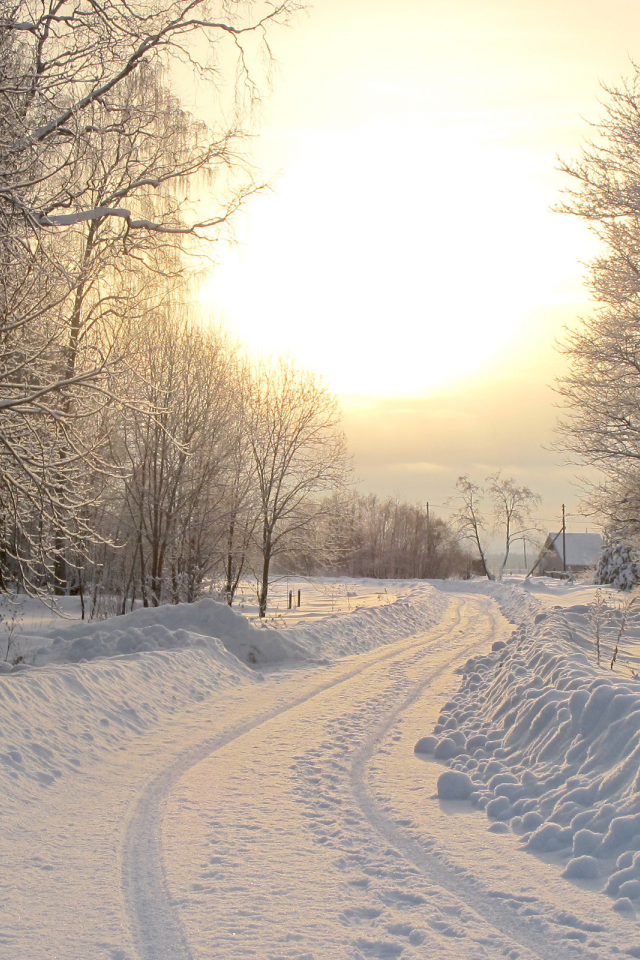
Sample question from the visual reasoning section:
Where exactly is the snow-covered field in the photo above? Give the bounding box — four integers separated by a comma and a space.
5, 576, 640, 958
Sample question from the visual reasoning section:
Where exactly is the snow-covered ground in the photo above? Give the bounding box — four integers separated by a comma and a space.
4, 576, 640, 958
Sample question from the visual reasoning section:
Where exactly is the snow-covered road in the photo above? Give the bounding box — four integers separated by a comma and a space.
4, 585, 640, 959
128, 594, 497, 960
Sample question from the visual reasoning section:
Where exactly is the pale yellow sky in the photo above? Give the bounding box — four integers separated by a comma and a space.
199, 0, 640, 527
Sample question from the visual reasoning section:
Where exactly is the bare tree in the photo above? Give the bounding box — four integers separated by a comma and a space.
115, 312, 236, 607
450, 476, 495, 580
1, 0, 301, 232
242, 357, 350, 617
450, 474, 541, 580
220, 407, 259, 605
555, 64, 640, 535
487, 472, 541, 579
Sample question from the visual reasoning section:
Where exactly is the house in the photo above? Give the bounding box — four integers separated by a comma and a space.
536, 532, 603, 577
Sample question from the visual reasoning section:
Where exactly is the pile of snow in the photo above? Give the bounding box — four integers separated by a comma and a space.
0, 598, 311, 816
418, 601, 640, 911
0, 644, 255, 815
0, 581, 449, 816
12, 598, 307, 671
4, 581, 449, 673
292, 580, 448, 659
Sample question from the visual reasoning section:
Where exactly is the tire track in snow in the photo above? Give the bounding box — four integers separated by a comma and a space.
122, 596, 466, 960
349, 594, 596, 960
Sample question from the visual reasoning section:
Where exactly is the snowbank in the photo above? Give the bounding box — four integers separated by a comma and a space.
0, 582, 449, 813
23, 598, 307, 669
291, 581, 449, 659
0, 643, 254, 814
4, 581, 449, 673
0, 598, 309, 816
421, 600, 640, 909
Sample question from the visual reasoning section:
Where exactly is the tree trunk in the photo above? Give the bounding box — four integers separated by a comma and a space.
474, 529, 495, 581
225, 518, 236, 604
53, 225, 97, 596
258, 533, 271, 618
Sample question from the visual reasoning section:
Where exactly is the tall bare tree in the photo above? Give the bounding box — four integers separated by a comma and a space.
451, 474, 540, 580
220, 399, 259, 605
555, 65, 640, 539
116, 312, 235, 607
242, 357, 350, 617
487, 473, 541, 579
450, 476, 494, 580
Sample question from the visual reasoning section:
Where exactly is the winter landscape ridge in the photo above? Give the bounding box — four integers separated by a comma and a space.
4, 577, 640, 959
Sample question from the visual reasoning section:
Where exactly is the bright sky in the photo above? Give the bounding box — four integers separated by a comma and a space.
199, 0, 640, 529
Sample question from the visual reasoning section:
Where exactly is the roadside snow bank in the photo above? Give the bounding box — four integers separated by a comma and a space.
7, 581, 449, 672
0, 643, 254, 813
420, 602, 640, 909
21, 598, 307, 669
292, 581, 449, 659
0, 581, 450, 818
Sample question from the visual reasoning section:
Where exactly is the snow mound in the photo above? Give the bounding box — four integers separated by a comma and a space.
437, 770, 473, 800
291, 582, 449, 659
9, 582, 449, 673
0, 645, 255, 815
0, 581, 450, 817
30, 598, 306, 668
423, 602, 640, 905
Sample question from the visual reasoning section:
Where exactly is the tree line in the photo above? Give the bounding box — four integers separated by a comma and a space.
0, 0, 477, 614
0, 0, 316, 614
280, 492, 470, 581
2, 0, 570, 615
82, 332, 351, 618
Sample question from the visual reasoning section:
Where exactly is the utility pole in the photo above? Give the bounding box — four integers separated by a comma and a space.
562, 504, 567, 573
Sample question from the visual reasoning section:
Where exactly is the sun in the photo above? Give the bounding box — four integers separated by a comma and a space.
199, 124, 592, 398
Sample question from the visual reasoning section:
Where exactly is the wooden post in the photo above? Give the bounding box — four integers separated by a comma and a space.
562, 504, 567, 573
288, 590, 293, 609
297, 589, 301, 607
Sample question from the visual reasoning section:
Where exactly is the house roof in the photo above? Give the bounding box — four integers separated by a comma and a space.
544, 532, 602, 567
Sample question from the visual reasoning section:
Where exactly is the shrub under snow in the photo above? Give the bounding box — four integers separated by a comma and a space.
595, 541, 639, 591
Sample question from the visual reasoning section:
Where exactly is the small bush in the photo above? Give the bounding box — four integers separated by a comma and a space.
595, 541, 639, 591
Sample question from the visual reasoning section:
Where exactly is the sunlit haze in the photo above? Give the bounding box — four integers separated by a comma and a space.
199, 0, 640, 523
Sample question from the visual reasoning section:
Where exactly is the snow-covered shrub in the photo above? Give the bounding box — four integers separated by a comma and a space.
595, 541, 639, 591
